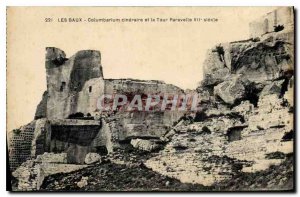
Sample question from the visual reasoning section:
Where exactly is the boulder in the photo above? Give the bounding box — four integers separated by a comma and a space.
130, 139, 162, 152
202, 68, 230, 87
77, 177, 88, 188
84, 153, 101, 164
213, 75, 248, 105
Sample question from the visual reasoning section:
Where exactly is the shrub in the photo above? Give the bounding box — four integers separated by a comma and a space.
274, 25, 284, 32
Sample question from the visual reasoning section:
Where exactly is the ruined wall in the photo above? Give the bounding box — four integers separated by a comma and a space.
44, 48, 184, 125
103, 79, 185, 141
104, 78, 183, 95
45, 47, 104, 119
8, 119, 51, 170
30, 48, 187, 161
249, 7, 294, 38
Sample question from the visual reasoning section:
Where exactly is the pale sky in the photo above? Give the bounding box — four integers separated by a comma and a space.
7, 7, 278, 131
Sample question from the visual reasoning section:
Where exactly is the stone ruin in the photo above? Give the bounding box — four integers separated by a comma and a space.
8, 7, 294, 191
249, 7, 294, 38
9, 47, 185, 169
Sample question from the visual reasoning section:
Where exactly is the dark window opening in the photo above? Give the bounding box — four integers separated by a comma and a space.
60, 82, 66, 92
89, 86, 92, 93
227, 127, 243, 142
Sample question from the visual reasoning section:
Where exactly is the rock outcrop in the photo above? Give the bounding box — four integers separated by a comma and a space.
34, 91, 48, 120
201, 31, 294, 101
84, 153, 101, 164
12, 152, 87, 191
213, 75, 249, 105
145, 8, 294, 188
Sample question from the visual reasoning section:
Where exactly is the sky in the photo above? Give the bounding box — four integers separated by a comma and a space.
7, 6, 278, 131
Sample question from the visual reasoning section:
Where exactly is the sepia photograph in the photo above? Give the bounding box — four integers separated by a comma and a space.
6, 6, 294, 192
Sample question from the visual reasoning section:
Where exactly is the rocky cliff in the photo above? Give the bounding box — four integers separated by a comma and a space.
200, 31, 293, 107
145, 28, 294, 188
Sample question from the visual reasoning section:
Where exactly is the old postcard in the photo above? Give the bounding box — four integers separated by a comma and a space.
7, 7, 294, 191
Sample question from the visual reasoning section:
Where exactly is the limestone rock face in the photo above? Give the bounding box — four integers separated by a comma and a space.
34, 91, 48, 120
99, 79, 184, 143
248, 94, 293, 131
260, 80, 285, 97
146, 96, 293, 187
213, 76, 247, 105
84, 153, 101, 164
202, 47, 230, 86
202, 68, 231, 87
284, 76, 294, 107
30, 119, 52, 157
230, 38, 293, 83
201, 31, 294, 100
146, 28, 294, 188
36, 152, 67, 164
232, 101, 254, 121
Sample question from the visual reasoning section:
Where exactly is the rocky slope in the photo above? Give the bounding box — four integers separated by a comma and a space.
38, 149, 293, 191
145, 30, 294, 189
